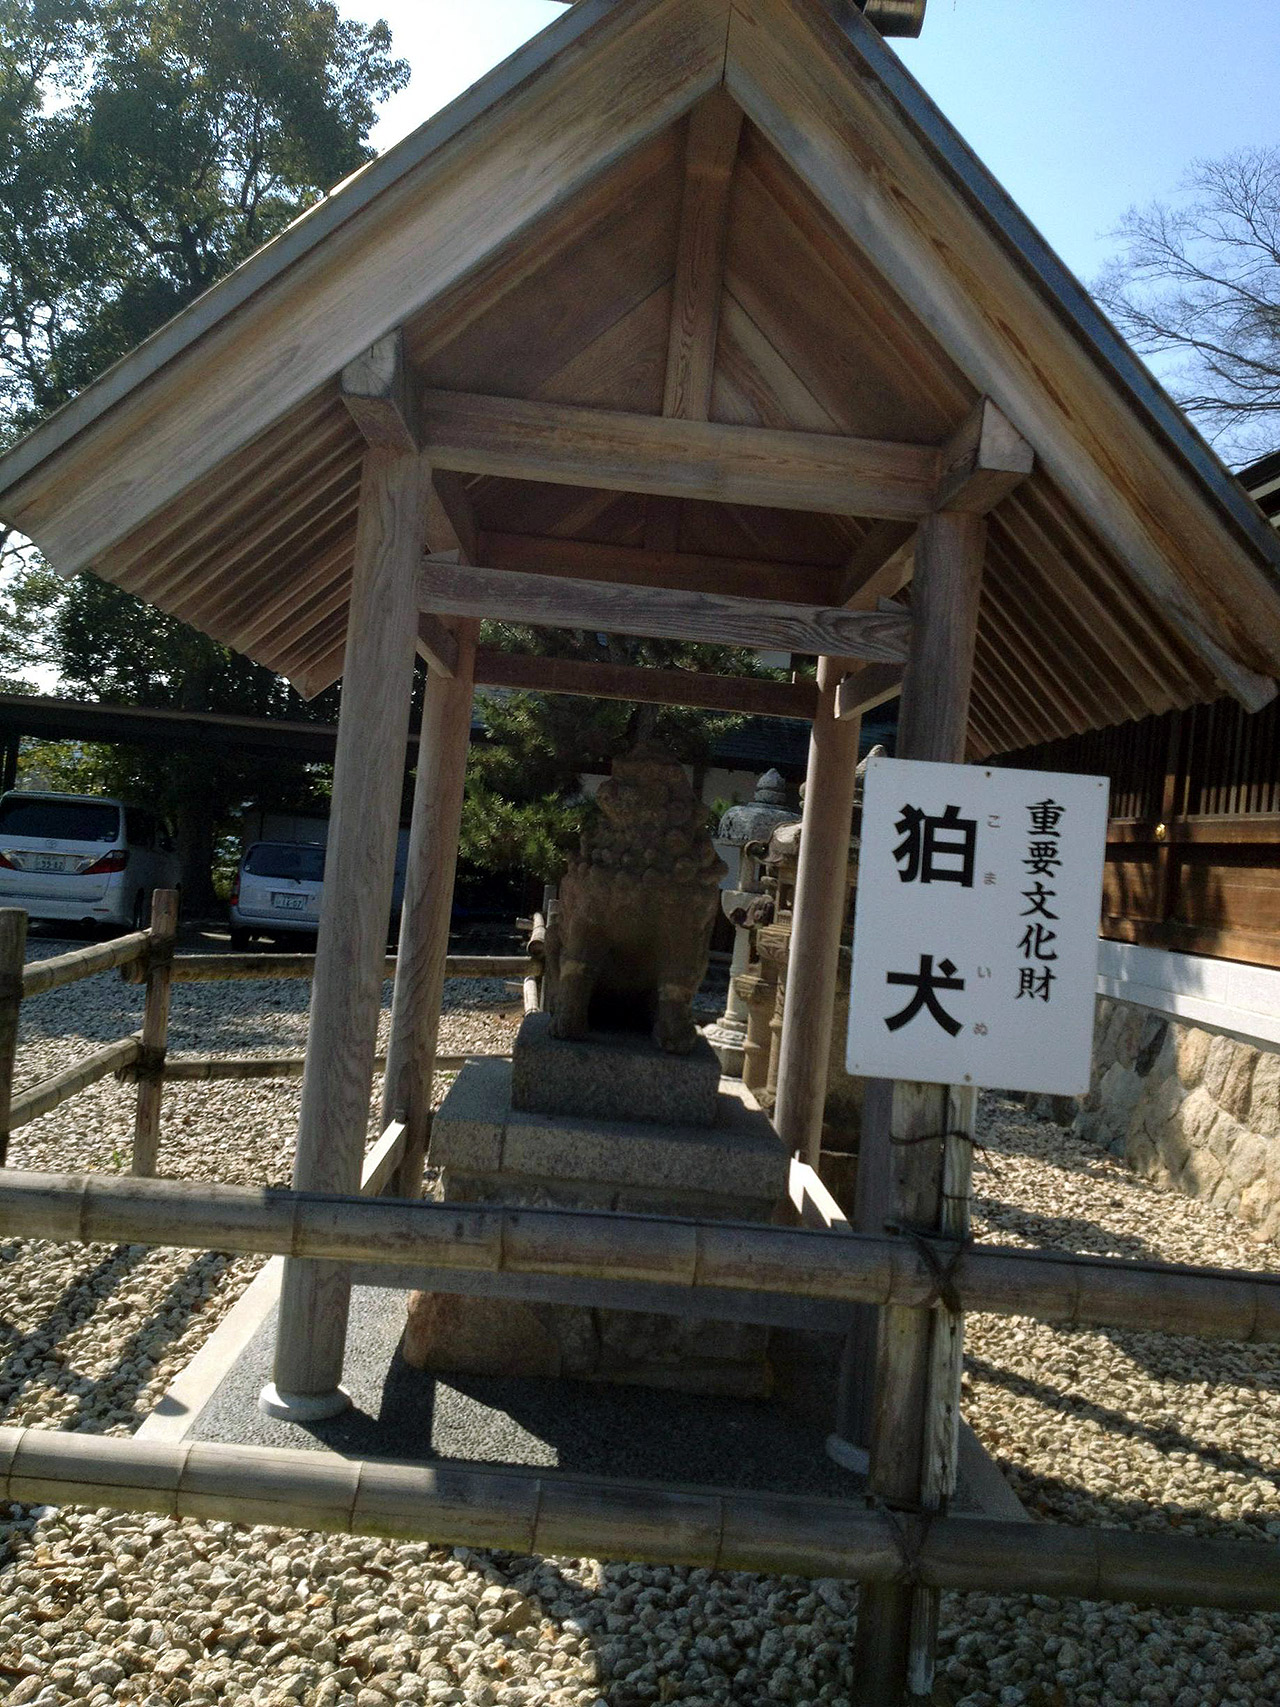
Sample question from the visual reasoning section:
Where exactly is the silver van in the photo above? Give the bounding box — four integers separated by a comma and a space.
229, 830, 410, 949
0, 791, 181, 932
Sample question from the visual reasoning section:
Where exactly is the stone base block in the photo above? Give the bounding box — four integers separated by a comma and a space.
511, 1012, 721, 1126
431, 1058, 788, 1206
414, 1057, 788, 1395
403, 1290, 772, 1398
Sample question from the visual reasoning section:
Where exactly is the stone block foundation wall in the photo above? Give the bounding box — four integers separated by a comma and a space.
1074, 997, 1280, 1244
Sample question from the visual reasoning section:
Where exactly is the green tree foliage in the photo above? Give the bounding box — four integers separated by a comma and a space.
460, 623, 771, 886
0, 0, 406, 907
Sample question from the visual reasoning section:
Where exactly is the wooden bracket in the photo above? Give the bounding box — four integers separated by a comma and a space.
934, 396, 1034, 515
836, 663, 902, 719
417, 612, 460, 678
341, 330, 419, 455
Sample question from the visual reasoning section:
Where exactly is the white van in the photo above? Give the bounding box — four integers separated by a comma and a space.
0, 792, 181, 932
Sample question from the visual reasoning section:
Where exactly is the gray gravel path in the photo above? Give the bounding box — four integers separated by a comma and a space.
1, 946, 1279, 1704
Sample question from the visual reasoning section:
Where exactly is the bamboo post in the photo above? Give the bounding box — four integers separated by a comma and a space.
265, 443, 429, 1420
132, 888, 179, 1178
381, 618, 477, 1200
850, 510, 986, 1705
0, 909, 26, 1165
772, 656, 861, 1164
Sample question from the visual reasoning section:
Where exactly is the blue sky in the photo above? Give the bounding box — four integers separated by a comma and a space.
343, 0, 1279, 287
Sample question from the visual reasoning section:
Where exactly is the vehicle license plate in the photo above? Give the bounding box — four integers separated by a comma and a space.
30, 854, 71, 873
271, 893, 308, 911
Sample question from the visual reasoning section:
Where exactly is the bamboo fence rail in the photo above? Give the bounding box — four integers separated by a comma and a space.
0, 1426, 1276, 1614
5, 1168, 1280, 1342
8, 1036, 142, 1131
159, 1051, 493, 1082
22, 928, 150, 997
123, 952, 532, 985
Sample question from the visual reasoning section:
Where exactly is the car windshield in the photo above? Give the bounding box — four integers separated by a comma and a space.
0, 798, 121, 843
243, 844, 325, 881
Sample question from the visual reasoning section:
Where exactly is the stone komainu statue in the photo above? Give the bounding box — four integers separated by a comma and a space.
545, 746, 724, 1053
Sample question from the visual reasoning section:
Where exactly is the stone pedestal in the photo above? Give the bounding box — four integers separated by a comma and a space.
403, 1017, 790, 1396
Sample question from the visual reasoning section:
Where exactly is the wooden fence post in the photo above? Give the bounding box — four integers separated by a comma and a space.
265, 440, 428, 1420
773, 655, 861, 1164
0, 908, 28, 1166
382, 618, 477, 1200
850, 510, 985, 1705
132, 888, 179, 1178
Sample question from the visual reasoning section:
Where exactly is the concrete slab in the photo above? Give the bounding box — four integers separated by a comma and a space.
147, 1280, 1028, 1525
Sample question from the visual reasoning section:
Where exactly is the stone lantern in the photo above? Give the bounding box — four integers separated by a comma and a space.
703, 769, 799, 1074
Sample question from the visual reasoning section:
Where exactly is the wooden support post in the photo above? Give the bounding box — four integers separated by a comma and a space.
266, 442, 428, 1418
849, 510, 986, 1705
381, 618, 478, 1200
772, 656, 860, 1166
131, 887, 179, 1178
0, 909, 27, 1166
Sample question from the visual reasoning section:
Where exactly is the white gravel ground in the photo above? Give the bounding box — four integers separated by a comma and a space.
1, 946, 1278, 1705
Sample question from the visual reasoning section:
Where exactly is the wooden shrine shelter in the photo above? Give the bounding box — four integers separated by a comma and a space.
4, 0, 1280, 1698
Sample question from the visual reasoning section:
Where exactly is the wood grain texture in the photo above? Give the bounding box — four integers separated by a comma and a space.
341, 331, 419, 454
132, 888, 179, 1179
474, 648, 818, 718
382, 621, 478, 1199
420, 389, 942, 518
935, 396, 1033, 514
419, 559, 911, 660
273, 447, 427, 1400
895, 513, 985, 764
416, 611, 460, 677
1, 0, 730, 569
0, 911, 27, 1166
663, 89, 744, 420
479, 530, 839, 604
772, 658, 860, 1166
835, 662, 901, 719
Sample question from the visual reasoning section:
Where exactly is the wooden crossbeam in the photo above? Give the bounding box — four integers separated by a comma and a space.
480, 532, 838, 604
473, 648, 818, 719
420, 389, 942, 519
936, 397, 1034, 514
420, 558, 912, 660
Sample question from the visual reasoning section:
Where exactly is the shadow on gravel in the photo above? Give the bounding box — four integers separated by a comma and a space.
0, 1245, 148, 1418
997, 1452, 1280, 1543
0, 1247, 231, 1432
968, 1352, 1280, 1493
970, 1191, 1165, 1264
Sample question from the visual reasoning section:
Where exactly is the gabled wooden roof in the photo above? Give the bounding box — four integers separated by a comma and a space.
2, 0, 1279, 756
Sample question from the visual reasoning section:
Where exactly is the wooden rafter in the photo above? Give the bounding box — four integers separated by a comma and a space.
419, 558, 911, 660
419, 389, 941, 518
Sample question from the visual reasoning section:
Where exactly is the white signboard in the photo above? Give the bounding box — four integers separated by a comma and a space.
846, 757, 1108, 1095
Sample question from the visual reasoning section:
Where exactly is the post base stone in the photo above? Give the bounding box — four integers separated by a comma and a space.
406, 1049, 790, 1396
257, 1382, 352, 1423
